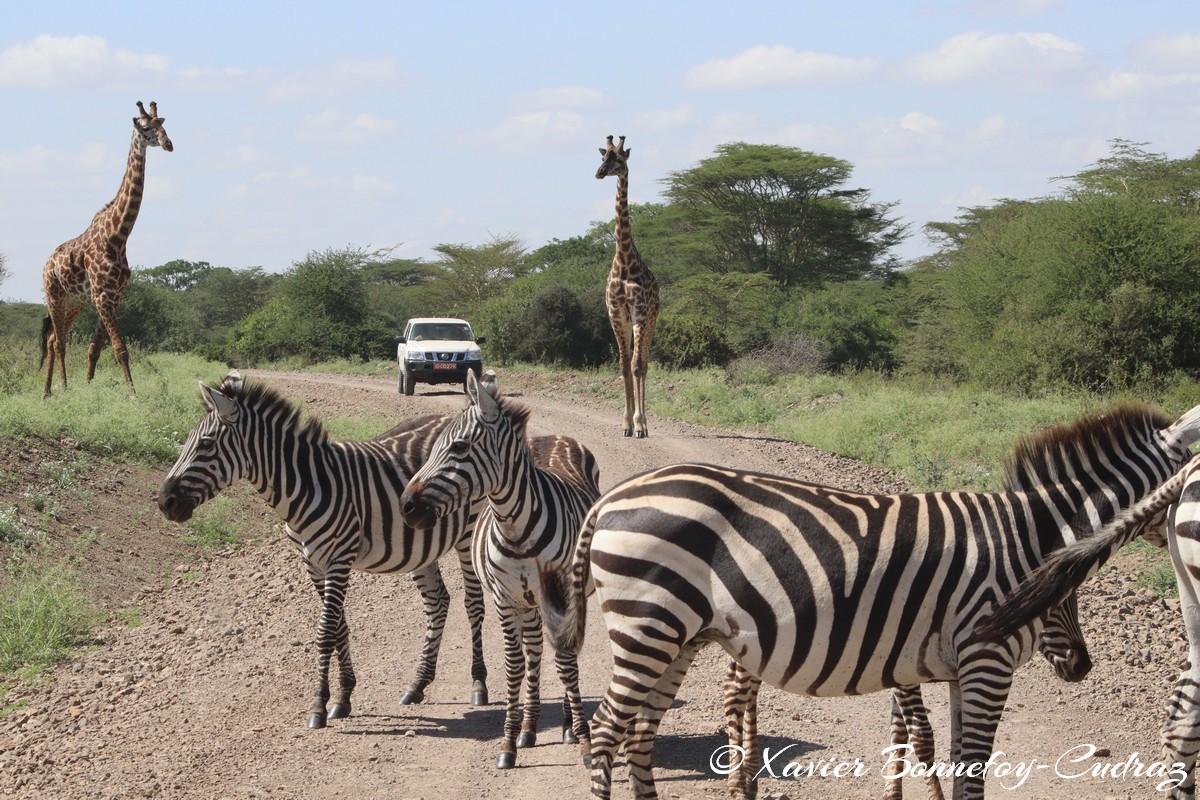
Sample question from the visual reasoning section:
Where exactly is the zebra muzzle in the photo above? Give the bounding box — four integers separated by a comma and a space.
157, 478, 196, 523
400, 484, 439, 529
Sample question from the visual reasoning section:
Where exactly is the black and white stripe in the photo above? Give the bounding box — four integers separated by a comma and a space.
401, 369, 600, 769
723, 587, 1090, 800
546, 402, 1200, 799
157, 371, 490, 729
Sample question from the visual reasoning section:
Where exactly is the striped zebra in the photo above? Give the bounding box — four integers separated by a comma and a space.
722, 586, 1090, 800
400, 369, 600, 769
156, 371, 491, 729
544, 402, 1200, 799
978, 453, 1200, 798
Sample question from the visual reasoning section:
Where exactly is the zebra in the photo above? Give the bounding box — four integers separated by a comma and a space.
544, 402, 1200, 799
156, 370, 492, 729
978, 453, 1200, 798
400, 368, 599, 769
721, 586, 1090, 800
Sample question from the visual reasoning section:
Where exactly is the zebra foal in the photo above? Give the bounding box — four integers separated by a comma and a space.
401, 369, 599, 769
545, 402, 1200, 799
723, 587, 1090, 800
979, 454, 1200, 798
157, 371, 491, 729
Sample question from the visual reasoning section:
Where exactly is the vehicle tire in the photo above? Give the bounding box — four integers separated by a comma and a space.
397, 369, 405, 394
403, 370, 415, 396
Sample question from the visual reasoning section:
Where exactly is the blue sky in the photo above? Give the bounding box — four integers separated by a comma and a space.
2, 0, 1198, 303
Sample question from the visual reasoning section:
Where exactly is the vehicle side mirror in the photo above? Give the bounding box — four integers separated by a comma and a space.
396, 336, 407, 344
475, 337, 487, 345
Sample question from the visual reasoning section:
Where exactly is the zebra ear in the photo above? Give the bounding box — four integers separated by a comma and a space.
199, 382, 239, 423
222, 370, 244, 394
1165, 403, 1200, 449
468, 370, 500, 422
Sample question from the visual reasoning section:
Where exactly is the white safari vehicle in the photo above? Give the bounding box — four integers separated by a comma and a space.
396, 317, 486, 395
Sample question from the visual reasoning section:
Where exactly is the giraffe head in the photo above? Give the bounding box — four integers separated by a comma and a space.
596, 134, 629, 179
133, 100, 174, 152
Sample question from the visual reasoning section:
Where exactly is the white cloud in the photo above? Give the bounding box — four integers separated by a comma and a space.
267, 58, 414, 103
350, 174, 398, 197
1132, 33, 1200, 71
296, 110, 400, 148
512, 85, 609, 111
1090, 70, 1200, 101
0, 34, 168, 89
682, 45, 877, 90
475, 110, 588, 153
635, 105, 695, 133
903, 31, 1091, 90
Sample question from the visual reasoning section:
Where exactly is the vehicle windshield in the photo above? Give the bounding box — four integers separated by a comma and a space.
409, 323, 473, 342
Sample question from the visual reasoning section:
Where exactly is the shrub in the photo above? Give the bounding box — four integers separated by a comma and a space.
725, 335, 828, 385
652, 315, 734, 370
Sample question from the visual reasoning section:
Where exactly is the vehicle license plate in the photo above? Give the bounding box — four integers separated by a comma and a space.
433, 363, 456, 370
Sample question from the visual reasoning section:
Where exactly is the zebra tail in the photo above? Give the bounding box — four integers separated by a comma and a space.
543, 504, 599, 654
38, 315, 51, 369
974, 452, 1200, 645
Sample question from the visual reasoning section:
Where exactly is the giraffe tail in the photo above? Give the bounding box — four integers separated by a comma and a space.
38, 315, 51, 369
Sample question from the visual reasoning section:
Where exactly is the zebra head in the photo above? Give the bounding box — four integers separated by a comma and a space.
157, 371, 251, 523
1037, 590, 1091, 682
401, 369, 529, 529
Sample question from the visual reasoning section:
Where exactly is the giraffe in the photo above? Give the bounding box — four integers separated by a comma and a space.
596, 134, 659, 438
40, 100, 174, 399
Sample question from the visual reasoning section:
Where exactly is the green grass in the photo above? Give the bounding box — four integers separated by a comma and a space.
0, 563, 94, 679
1126, 538, 1179, 598
183, 496, 243, 549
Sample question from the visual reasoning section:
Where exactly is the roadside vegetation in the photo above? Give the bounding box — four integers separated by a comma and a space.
1, 136, 1196, 688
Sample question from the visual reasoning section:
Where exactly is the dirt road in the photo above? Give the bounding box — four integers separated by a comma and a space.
0, 368, 1188, 799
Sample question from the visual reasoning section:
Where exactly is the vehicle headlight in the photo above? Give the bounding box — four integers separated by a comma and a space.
467, 346, 482, 360
406, 350, 426, 361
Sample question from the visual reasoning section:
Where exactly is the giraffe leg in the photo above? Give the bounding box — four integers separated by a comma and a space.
42, 297, 84, 399
90, 288, 135, 395
631, 316, 655, 439
610, 317, 636, 437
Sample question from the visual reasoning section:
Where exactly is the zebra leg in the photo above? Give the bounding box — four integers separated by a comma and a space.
722, 660, 762, 800
454, 535, 489, 706
399, 562, 451, 705
952, 662, 1014, 800
1163, 528, 1200, 798
516, 606, 544, 749
553, 643, 591, 764
495, 602, 531, 768
305, 561, 353, 729
328, 610, 356, 720
626, 638, 708, 799
882, 687, 946, 800
588, 636, 690, 800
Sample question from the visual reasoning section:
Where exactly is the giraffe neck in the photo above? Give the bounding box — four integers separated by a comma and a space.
612, 172, 640, 275
98, 130, 149, 246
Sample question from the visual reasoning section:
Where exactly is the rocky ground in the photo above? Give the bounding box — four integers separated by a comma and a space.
0, 367, 1191, 799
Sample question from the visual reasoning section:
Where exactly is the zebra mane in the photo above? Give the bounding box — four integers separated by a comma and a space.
210, 376, 330, 445
492, 395, 532, 441
1001, 402, 1169, 493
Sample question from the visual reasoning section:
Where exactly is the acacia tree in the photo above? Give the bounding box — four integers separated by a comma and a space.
0, 253, 9, 290
422, 234, 529, 315
654, 142, 908, 288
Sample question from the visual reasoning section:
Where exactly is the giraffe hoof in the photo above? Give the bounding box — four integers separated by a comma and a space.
496, 751, 516, 769
471, 688, 489, 706
400, 689, 425, 705
328, 702, 351, 720
622, 430, 633, 438
516, 730, 536, 748
307, 712, 327, 729
636, 431, 648, 439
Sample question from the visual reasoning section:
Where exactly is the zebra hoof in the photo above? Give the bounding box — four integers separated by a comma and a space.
328, 702, 351, 720
516, 731, 536, 749
562, 727, 578, 745
496, 751, 516, 769
471, 688, 489, 706
307, 712, 327, 729
399, 690, 424, 705
582, 753, 592, 769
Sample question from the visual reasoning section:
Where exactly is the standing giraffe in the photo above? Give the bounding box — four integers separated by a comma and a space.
596, 134, 659, 438
40, 101, 173, 399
